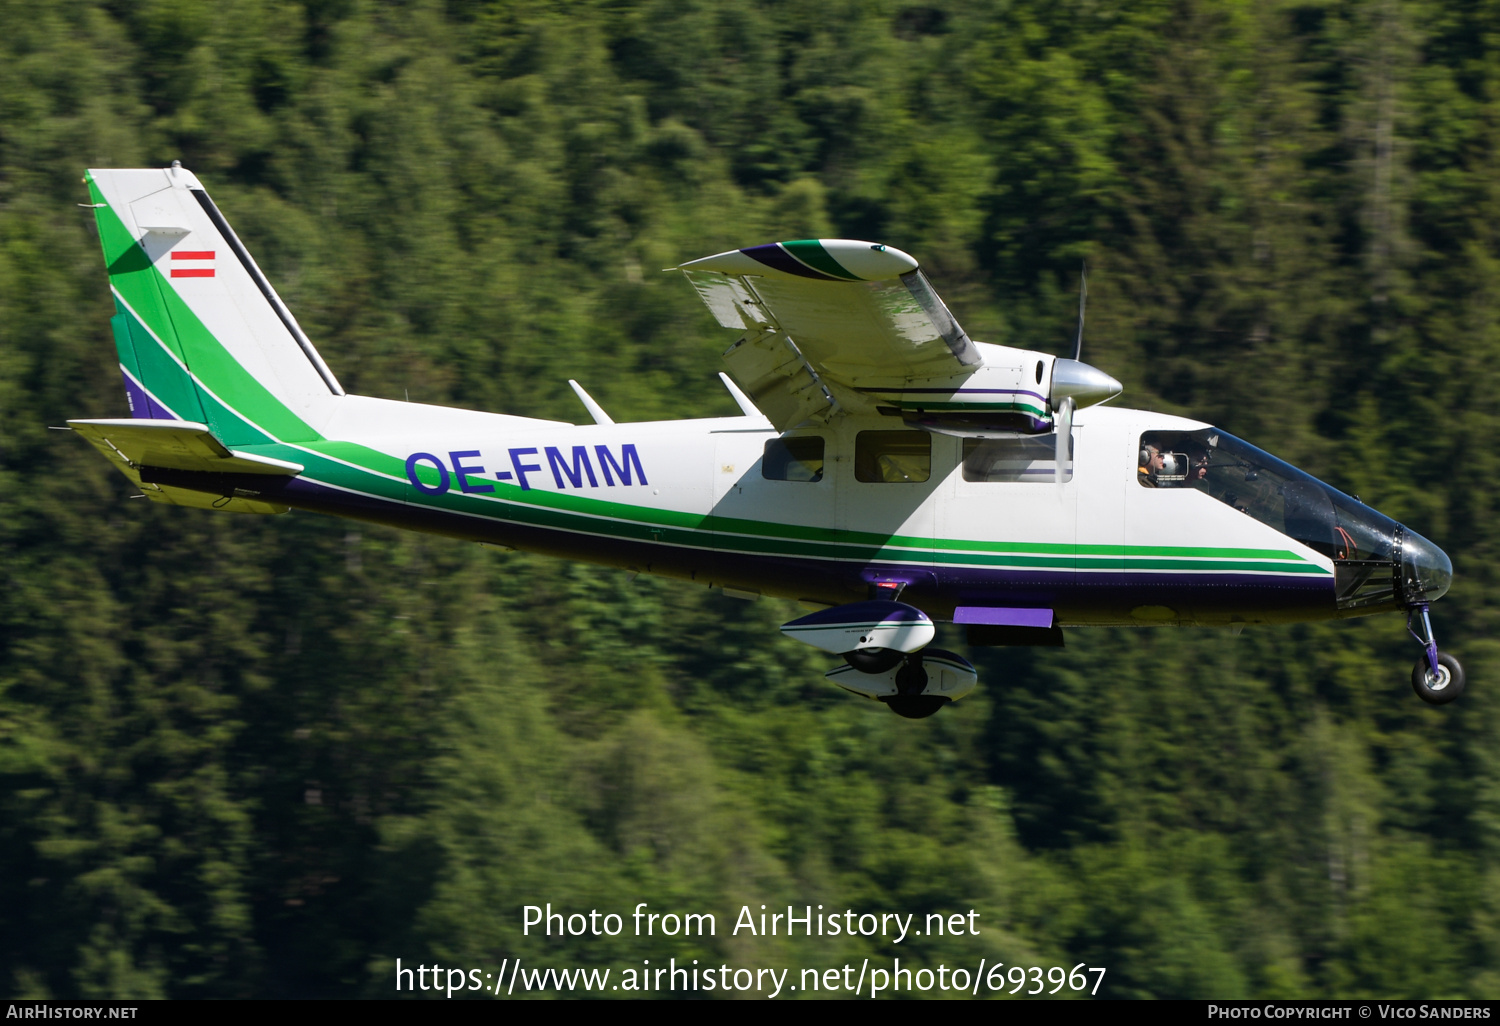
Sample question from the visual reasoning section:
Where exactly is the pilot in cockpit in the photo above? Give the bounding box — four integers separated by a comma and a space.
1141, 444, 1213, 490
1139, 444, 1165, 487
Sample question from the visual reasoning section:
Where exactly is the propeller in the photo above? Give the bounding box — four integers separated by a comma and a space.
1056, 263, 1086, 489
1073, 261, 1087, 361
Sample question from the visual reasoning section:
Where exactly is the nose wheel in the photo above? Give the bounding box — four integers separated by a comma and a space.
1408, 605, 1465, 705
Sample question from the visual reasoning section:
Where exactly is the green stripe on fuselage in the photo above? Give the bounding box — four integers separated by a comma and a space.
242, 439, 1330, 575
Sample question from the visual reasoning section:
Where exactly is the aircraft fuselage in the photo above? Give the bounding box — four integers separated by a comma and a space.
141, 396, 1395, 630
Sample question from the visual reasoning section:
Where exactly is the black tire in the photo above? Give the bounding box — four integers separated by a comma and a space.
843, 647, 904, 674
884, 695, 948, 719
894, 658, 929, 696
1412, 652, 1465, 705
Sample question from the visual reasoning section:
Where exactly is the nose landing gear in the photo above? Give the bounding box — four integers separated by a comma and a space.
1408, 604, 1465, 705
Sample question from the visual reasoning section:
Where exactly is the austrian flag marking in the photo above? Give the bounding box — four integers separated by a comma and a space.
170, 250, 215, 278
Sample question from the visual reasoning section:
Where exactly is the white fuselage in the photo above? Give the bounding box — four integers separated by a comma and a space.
246, 398, 1339, 628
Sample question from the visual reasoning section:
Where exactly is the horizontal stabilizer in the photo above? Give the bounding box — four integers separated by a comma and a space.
69, 419, 303, 475
69, 418, 300, 514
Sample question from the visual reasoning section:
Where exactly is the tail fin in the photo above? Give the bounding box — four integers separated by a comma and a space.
86, 165, 342, 445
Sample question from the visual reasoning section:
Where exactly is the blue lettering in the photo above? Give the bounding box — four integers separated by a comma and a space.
449, 450, 494, 494
595, 444, 648, 487
546, 446, 599, 489
405, 452, 451, 496
509, 447, 543, 491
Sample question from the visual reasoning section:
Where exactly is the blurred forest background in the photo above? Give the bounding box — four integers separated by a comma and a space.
3, 0, 1500, 999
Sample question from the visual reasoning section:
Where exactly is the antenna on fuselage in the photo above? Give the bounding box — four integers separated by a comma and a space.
568, 379, 615, 426
718, 372, 758, 418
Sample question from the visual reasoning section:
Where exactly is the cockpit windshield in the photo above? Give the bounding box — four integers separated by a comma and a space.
1139, 429, 1407, 610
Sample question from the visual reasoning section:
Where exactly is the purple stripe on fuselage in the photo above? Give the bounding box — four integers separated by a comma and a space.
121, 371, 175, 420
740, 244, 843, 281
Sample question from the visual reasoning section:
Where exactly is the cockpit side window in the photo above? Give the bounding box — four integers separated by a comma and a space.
1141, 429, 1306, 541
1137, 428, 1399, 564
1137, 433, 1215, 492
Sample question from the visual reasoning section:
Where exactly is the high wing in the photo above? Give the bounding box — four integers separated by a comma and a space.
677, 239, 1122, 434
677, 240, 986, 429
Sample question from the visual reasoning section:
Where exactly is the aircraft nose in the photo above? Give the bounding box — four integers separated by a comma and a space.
1400, 526, 1453, 604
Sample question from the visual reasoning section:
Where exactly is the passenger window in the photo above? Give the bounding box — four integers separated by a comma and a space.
762, 436, 825, 482
962, 435, 1072, 483
855, 431, 930, 483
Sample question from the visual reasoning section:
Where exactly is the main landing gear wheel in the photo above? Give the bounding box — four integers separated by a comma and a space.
843, 647, 905, 674
884, 655, 947, 719
825, 649, 974, 714
886, 695, 947, 719
1412, 652, 1465, 706
1406, 604, 1465, 706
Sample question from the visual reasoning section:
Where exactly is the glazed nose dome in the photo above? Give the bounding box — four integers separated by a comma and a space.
1400, 527, 1452, 604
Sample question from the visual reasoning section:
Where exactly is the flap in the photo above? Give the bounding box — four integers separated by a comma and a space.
719, 328, 837, 430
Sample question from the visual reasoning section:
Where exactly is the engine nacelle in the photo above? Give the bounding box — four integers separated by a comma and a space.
825, 649, 977, 703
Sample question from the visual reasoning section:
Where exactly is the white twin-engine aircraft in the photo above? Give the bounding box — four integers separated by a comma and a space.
72, 165, 1461, 718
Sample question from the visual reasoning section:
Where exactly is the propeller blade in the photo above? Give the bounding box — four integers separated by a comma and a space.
1073, 261, 1087, 362
1055, 396, 1074, 490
